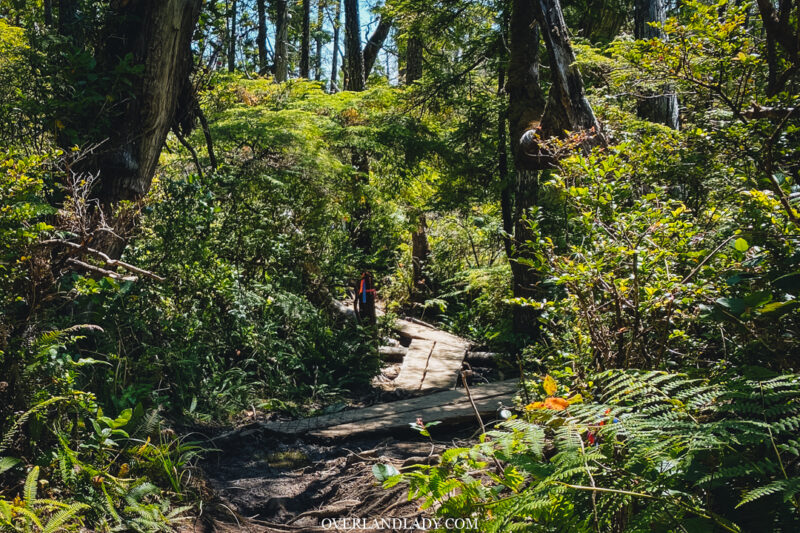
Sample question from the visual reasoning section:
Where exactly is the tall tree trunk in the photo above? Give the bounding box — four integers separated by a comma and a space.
406, 30, 429, 298
274, 0, 289, 82
634, 0, 679, 128
58, 0, 79, 43
257, 0, 268, 74
411, 214, 431, 298
756, 0, 799, 96
95, 0, 203, 207
343, 0, 363, 91
44, 0, 53, 26
330, 0, 341, 91
363, 16, 392, 80
341, 0, 372, 275
405, 36, 423, 83
300, 0, 311, 77
228, 0, 237, 72
315, 0, 324, 80
498, 66, 512, 261
520, 0, 602, 169
508, 2, 546, 159
507, 0, 547, 337
578, 0, 627, 42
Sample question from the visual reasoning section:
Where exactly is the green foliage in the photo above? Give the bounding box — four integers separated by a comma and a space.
2, 0, 800, 530
397, 370, 800, 532
0, 466, 89, 532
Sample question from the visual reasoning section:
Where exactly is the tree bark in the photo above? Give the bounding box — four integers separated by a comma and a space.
578, 0, 628, 42
257, 0, 269, 74
507, 0, 547, 337
755, 0, 799, 96
228, 0, 237, 72
508, 0, 545, 165
498, 65, 512, 260
58, 0, 79, 43
274, 0, 289, 82
405, 36, 423, 83
341, 0, 372, 266
300, 0, 311, 77
405, 30, 428, 299
95, 0, 203, 206
520, 0, 602, 169
634, 0, 679, 128
363, 15, 392, 80
330, 0, 341, 92
44, 0, 53, 26
411, 214, 431, 298
344, 0, 363, 91
315, 0, 324, 80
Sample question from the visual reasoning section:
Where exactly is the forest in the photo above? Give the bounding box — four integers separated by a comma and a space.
0, 0, 799, 531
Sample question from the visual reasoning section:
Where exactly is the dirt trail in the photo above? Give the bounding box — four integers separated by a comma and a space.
199, 433, 458, 532
194, 317, 517, 532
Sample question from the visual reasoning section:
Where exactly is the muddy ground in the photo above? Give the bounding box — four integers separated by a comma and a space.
191, 421, 484, 533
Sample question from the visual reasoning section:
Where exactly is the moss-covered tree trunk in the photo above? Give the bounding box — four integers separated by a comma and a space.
405, 36, 423, 83
578, 0, 628, 42
534, 0, 600, 142
508, 0, 603, 337
507, 0, 546, 338
517, 0, 603, 169
93, 0, 202, 207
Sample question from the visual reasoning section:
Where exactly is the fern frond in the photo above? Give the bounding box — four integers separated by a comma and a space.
23, 466, 39, 505
42, 503, 88, 533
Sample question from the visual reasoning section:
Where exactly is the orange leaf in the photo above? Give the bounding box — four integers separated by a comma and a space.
544, 397, 569, 411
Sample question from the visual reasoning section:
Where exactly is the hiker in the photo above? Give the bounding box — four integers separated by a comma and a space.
354, 271, 377, 326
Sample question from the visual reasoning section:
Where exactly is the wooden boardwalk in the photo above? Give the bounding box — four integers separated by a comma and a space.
391, 318, 470, 391
219, 305, 509, 441
251, 379, 517, 439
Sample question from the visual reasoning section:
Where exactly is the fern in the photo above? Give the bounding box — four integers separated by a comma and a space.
23, 466, 39, 506
394, 370, 800, 532
737, 479, 800, 507
42, 503, 88, 533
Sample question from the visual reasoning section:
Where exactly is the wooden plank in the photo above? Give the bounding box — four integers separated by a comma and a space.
394, 319, 468, 349
255, 380, 518, 437
311, 380, 518, 438
391, 321, 468, 392
393, 339, 435, 390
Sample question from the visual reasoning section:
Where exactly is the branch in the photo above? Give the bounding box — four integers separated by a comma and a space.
65, 258, 138, 282
173, 126, 204, 178
742, 106, 796, 120
196, 104, 218, 170
41, 240, 166, 282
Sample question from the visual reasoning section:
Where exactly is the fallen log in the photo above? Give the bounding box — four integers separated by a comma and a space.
330, 298, 357, 321
378, 346, 407, 362
466, 351, 500, 366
